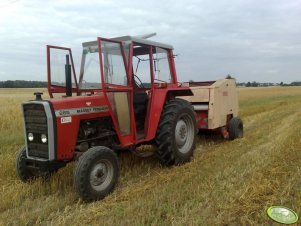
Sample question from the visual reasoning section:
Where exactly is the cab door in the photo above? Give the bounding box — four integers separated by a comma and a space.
46, 45, 79, 98
97, 38, 134, 146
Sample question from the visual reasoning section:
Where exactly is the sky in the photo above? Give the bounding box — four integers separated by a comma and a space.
0, 0, 301, 83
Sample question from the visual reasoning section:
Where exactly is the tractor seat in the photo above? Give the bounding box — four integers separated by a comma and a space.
133, 92, 148, 115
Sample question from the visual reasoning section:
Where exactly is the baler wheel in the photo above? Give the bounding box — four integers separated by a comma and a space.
74, 146, 119, 201
228, 117, 244, 140
155, 99, 197, 166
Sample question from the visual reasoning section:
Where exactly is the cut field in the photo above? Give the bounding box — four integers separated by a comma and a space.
0, 87, 301, 225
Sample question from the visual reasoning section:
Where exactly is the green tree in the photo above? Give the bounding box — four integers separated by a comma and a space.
226, 74, 235, 79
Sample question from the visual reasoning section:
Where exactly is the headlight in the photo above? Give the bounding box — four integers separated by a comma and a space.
41, 134, 47, 143
28, 133, 34, 141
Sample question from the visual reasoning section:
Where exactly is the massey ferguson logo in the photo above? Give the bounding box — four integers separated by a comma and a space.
77, 108, 92, 113
55, 106, 109, 117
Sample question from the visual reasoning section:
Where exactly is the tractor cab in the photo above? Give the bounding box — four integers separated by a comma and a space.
46, 34, 191, 146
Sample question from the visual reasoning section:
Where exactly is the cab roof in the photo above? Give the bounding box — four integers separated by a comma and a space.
82, 33, 173, 50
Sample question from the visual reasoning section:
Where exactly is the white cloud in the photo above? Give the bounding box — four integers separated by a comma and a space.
0, 0, 301, 82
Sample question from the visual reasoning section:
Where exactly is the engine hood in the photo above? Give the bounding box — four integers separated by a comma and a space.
48, 93, 110, 118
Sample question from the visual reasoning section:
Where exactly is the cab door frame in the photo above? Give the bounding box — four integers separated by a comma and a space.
97, 37, 136, 147
46, 45, 79, 98
130, 42, 154, 143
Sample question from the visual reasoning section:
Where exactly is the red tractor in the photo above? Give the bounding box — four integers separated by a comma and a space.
16, 33, 243, 201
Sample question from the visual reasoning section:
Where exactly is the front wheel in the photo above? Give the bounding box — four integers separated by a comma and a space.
16, 146, 56, 181
73, 146, 119, 201
16, 146, 35, 182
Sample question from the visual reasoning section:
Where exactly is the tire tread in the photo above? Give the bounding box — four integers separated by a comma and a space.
74, 146, 119, 201
155, 99, 197, 166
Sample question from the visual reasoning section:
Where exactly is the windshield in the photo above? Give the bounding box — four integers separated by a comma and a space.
79, 45, 101, 89
79, 41, 129, 90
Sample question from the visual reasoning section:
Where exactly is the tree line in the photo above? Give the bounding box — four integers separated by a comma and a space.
225, 75, 301, 87
0, 79, 300, 88
237, 81, 301, 87
0, 80, 47, 88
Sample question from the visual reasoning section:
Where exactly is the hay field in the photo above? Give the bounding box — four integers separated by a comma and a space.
0, 86, 301, 225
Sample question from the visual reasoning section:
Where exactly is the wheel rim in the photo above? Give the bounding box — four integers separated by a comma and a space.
90, 160, 114, 192
175, 113, 195, 154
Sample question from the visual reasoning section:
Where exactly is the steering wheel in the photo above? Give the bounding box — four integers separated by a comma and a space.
134, 75, 145, 88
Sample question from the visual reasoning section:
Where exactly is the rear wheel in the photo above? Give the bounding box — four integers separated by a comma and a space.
155, 99, 197, 166
228, 117, 244, 140
74, 146, 119, 201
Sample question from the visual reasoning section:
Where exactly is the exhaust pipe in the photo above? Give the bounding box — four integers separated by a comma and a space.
65, 54, 72, 97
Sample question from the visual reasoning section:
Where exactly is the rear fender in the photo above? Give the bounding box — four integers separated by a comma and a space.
144, 88, 192, 141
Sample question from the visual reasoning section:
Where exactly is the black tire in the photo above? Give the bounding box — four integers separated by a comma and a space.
228, 117, 244, 140
16, 146, 58, 182
74, 146, 119, 201
16, 146, 35, 182
155, 99, 197, 166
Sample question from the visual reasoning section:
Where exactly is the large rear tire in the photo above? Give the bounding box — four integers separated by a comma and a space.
74, 146, 119, 201
155, 99, 197, 166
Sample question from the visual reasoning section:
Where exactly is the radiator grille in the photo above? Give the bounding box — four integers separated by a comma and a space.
23, 104, 49, 159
